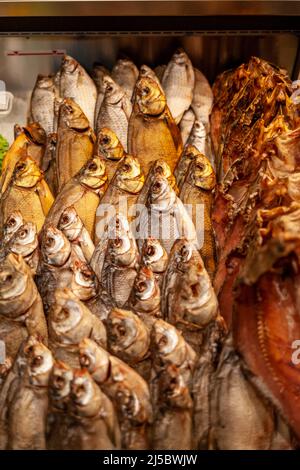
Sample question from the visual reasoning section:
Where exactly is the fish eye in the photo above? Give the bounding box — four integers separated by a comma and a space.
7, 217, 16, 227
142, 86, 150, 95
16, 163, 26, 172
61, 214, 69, 225
122, 163, 131, 173
76, 384, 86, 395
88, 162, 97, 171
152, 181, 162, 193
113, 237, 122, 248
19, 229, 28, 238
117, 324, 126, 336
54, 375, 65, 388
31, 355, 43, 367
136, 281, 147, 292
45, 236, 55, 247
100, 135, 110, 145
80, 354, 90, 368
146, 245, 155, 257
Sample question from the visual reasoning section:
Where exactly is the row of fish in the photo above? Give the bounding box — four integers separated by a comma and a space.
0, 51, 299, 449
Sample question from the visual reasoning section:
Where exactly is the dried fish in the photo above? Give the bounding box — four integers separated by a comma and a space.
30, 74, 57, 134
79, 338, 152, 449
60, 55, 97, 128
56, 98, 95, 190
95, 127, 126, 182
92, 64, 110, 128
6, 222, 39, 274
140, 237, 168, 288
48, 288, 107, 367
96, 76, 132, 150
180, 108, 195, 146
45, 155, 108, 239
161, 49, 195, 124
179, 154, 217, 277
128, 76, 182, 173
137, 174, 198, 254
6, 337, 54, 449
58, 206, 95, 262
69, 369, 121, 450
0, 253, 48, 362
0, 211, 24, 247
191, 67, 213, 125
111, 58, 139, 100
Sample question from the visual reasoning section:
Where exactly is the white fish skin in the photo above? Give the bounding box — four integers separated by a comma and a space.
180, 108, 195, 146
111, 59, 139, 100
96, 76, 132, 151
187, 120, 215, 168
60, 55, 97, 128
161, 50, 195, 124
30, 75, 57, 134
137, 175, 198, 254
191, 68, 213, 126
92, 65, 110, 130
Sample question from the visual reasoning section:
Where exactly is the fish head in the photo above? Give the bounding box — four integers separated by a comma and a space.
96, 127, 125, 161
135, 76, 166, 116
9, 222, 38, 257
133, 266, 157, 301
61, 55, 78, 74
159, 364, 187, 402
116, 387, 142, 421
58, 206, 82, 241
13, 154, 42, 188
116, 155, 144, 194
24, 336, 54, 387
50, 288, 84, 336
152, 319, 180, 361
35, 74, 54, 90
41, 225, 71, 266
103, 75, 124, 104
49, 360, 73, 406
152, 159, 172, 179
24, 122, 47, 146
149, 174, 176, 209
182, 144, 200, 166
79, 338, 109, 384
192, 120, 206, 140
70, 260, 97, 301
59, 98, 89, 131
107, 216, 137, 267
79, 155, 108, 190
189, 154, 216, 190
2, 211, 24, 243
141, 237, 168, 273
139, 64, 155, 80
0, 253, 28, 303
70, 369, 101, 417
107, 308, 139, 353
172, 48, 190, 66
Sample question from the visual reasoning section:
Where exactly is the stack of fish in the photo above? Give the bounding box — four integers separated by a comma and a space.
0, 52, 299, 450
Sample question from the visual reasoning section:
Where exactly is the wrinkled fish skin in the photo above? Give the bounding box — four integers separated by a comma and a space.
210, 335, 275, 450
191, 67, 213, 125
0, 211, 24, 248
128, 76, 183, 173
6, 222, 39, 274
111, 58, 139, 100
0, 253, 48, 362
106, 308, 150, 379
137, 175, 198, 254
69, 369, 121, 450
152, 364, 193, 450
140, 237, 168, 288
56, 98, 95, 191
42, 133, 58, 197
95, 127, 125, 182
92, 64, 110, 128
30, 74, 57, 135
6, 337, 54, 450
96, 76, 132, 150
128, 265, 162, 329
48, 288, 107, 368
95, 154, 144, 245
60, 55, 97, 128
0, 154, 53, 233
174, 144, 200, 191
0, 123, 46, 196
93, 214, 139, 307
179, 154, 217, 278
79, 338, 152, 449
180, 108, 196, 146
45, 155, 108, 239
161, 239, 218, 351
161, 49, 195, 124
58, 206, 95, 263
